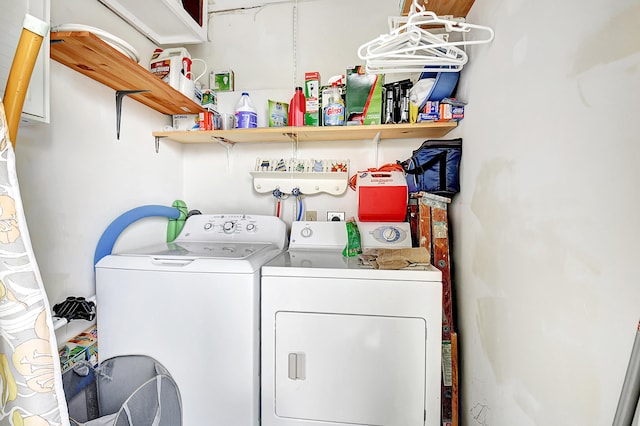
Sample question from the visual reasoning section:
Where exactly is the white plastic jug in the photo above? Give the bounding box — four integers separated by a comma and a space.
235, 92, 257, 128
150, 47, 190, 91
150, 48, 206, 94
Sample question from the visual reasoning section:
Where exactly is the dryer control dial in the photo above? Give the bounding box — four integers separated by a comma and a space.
246, 223, 256, 232
300, 227, 313, 238
381, 226, 401, 242
368, 225, 408, 246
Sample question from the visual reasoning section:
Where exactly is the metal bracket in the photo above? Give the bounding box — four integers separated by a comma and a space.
372, 131, 381, 166
283, 132, 299, 143
154, 135, 167, 153
211, 136, 235, 170
115, 90, 150, 139
211, 136, 235, 149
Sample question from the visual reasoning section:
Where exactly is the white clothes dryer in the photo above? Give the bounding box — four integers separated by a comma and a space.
261, 221, 442, 426
95, 214, 287, 426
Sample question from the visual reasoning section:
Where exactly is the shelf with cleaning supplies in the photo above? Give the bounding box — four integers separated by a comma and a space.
152, 121, 458, 147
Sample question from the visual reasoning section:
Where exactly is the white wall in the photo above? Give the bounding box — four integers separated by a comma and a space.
11, 0, 640, 423
453, 0, 640, 424
16, 0, 183, 342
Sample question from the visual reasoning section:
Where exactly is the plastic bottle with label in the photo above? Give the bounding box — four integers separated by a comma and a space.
235, 92, 258, 128
323, 83, 345, 126
288, 86, 306, 127
149, 47, 191, 92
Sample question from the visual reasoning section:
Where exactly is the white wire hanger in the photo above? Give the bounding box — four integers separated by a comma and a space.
357, 0, 494, 74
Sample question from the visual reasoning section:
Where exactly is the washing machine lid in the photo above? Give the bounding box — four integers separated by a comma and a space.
262, 250, 441, 281
118, 241, 273, 260
96, 241, 283, 273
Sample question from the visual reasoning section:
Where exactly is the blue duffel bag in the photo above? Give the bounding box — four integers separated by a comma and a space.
399, 138, 462, 197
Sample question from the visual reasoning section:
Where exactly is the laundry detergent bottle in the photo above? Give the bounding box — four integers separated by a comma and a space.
288, 86, 306, 126
235, 92, 258, 128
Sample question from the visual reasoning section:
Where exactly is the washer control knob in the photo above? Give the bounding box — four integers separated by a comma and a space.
246, 223, 256, 232
300, 227, 313, 238
204, 222, 213, 230
223, 221, 235, 233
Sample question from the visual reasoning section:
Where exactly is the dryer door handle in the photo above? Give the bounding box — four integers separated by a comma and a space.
288, 352, 306, 380
151, 258, 195, 267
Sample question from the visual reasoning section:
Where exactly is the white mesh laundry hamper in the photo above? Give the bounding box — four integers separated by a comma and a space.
63, 355, 182, 426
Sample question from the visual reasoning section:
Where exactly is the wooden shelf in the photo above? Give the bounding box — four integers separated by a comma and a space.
49, 31, 459, 146
50, 31, 204, 115
401, 0, 476, 17
152, 122, 458, 144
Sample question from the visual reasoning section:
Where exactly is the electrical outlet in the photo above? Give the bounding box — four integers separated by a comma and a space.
305, 211, 318, 221
327, 211, 345, 221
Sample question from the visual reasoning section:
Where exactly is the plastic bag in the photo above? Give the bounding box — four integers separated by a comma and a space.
342, 219, 362, 257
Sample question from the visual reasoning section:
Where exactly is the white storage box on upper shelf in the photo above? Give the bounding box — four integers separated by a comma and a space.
97, 0, 207, 45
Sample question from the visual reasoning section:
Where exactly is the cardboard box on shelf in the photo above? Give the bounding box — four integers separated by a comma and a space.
199, 111, 213, 130
210, 70, 235, 92
304, 72, 320, 126
417, 101, 440, 122
345, 65, 383, 125
416, 98, 466, 123
172, 114, 200, 131
439, 98, 465, 121
201, 89, 217, 110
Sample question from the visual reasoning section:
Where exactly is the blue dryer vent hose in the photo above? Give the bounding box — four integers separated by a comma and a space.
94, 205, 181, 266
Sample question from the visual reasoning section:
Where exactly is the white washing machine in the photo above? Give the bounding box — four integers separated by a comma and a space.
95, 214, 287, 426
261, 221, 443, 426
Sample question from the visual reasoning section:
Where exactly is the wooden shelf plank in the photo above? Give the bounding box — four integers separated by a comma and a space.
152, 122, 458, 144
400, 0, 475, 17
50, 31, 204, 115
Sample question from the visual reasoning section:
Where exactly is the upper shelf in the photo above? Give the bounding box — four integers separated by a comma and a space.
401, 0, 476, 17
50, 31, 459, 146
152, 122, 458, 144
50, 31, 204, 115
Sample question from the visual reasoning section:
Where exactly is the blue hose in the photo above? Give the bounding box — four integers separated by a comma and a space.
94, 205, 181, 266
297, 198, 303, 221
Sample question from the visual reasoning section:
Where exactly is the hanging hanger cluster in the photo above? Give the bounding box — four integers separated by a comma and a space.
357, 0, 494, 75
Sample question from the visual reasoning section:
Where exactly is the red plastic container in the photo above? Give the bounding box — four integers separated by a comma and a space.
357, 171, 408, 222
288, 86, 306, 126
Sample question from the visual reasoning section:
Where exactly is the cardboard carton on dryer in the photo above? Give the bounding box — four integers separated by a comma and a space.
356, 170, 408, 222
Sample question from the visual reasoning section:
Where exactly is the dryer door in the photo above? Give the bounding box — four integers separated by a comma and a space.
275, 311, 426, 425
